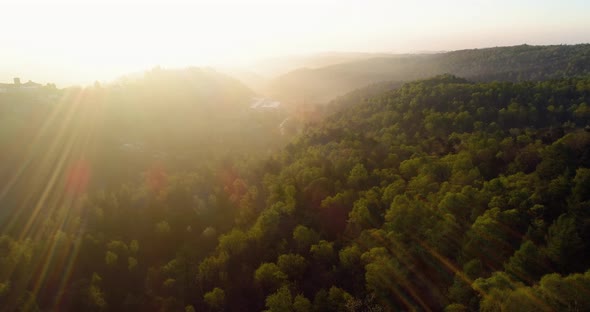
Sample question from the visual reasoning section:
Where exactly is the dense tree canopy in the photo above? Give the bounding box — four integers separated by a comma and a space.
1, 69, 590, 311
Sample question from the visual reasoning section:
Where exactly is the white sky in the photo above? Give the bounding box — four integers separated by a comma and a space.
1, 0, 589, 86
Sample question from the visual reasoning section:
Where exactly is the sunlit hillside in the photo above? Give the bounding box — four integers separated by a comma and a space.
268, 44, 590, 104
1, 1, 590, 311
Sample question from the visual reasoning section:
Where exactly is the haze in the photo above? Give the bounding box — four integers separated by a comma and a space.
2, 0, 589, 86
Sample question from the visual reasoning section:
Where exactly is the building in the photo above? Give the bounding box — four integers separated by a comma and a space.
0, 78, 41, 93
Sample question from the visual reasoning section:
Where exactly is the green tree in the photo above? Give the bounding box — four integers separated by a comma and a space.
293, 225, 320, 253
545, 214, 585, 272
254, 263, 287, 291
310, 240, 335, 265
348, 163, 369, 187
504, 240, 546, 283
264, 286, 292, 312
277, 254, 307, 280
203, 287, 225, 311
105, 251, 118, 266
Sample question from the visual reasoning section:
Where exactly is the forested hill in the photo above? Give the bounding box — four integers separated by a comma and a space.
0, 67, 285, 191
2, 75, 590, 311
269, 44, 590, 103
0, 67, 288, 259
191, 75, 590, 311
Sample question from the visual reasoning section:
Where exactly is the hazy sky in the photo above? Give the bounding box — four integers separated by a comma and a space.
2, 0, 589, 86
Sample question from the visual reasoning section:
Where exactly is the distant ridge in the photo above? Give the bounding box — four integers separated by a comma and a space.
268, 44, 590, 103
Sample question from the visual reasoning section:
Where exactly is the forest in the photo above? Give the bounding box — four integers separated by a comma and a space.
1, 47, 590, 312
268, 44, 590, 103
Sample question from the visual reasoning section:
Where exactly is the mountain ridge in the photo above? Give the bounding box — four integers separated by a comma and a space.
268, 44, 590, 103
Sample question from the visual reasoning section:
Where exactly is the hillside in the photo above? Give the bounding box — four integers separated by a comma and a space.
3, 0, 590, 311
0, 67, 289, 247
191, 75, 590, 311
218, 53, 400, 94
269, 44, 590, 103
4, 75, 589, 311
249, 52, 397, 78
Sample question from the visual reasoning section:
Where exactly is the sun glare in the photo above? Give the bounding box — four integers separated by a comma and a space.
2, 0, 588, 85
1, 1, 590, 311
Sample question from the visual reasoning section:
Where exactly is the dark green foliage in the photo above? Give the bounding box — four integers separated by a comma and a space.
2, 72, 590, 311
200, 75, 590, 311
203, 287, 225, 311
